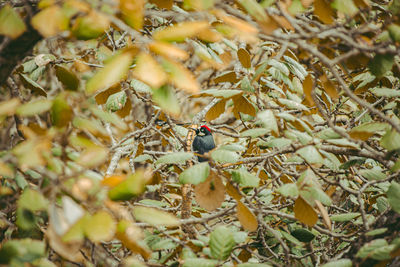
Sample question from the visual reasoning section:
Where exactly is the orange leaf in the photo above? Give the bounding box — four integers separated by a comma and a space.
320, 74, 339, 100
149, 41, 189, 61
31, 5, 68, 37
226, 182, 242, 201
314, 0, 335, 24
237, 201, 258, 231
162, 58, 200, 93
120, 0, 145, 30
195, 172, 225, 211
153, 21, 209, 42
133, 52, 168, 88
294, 197, 318, 226
102, 175, 126, 187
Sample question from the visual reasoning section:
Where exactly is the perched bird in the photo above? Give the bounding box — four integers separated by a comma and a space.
192, 125, 216, 162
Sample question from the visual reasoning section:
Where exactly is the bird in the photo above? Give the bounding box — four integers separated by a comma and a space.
192, 125, 216, 162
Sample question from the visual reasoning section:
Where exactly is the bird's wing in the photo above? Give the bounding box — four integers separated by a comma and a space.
192, 136, 205, 154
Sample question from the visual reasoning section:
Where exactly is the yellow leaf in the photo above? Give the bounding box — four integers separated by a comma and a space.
237, 201, 258, 231
0, 4, 26, 39
31, 5, 68, 37
102, 175, 126, 187
226, 181, 242, 201
0, 98, 20, 116
133, 206, 181, 227
148, 0, 173, 9
78, 145, 108, 168
71, 11, 110, 40
133, 52, 168, 88
320, 74, 339, 100
120, 0, 145, 30
213, 71, 239, 84
315, 200, 331, 230
153, 21, 210, 42
197, 28, 223, 43
195, 172, 225, 211
149, 41, 189, 61
314, 0, 335, 24
205, 98, 227, 122
232, 95, 256, 118
294, 197, 318, 226
116, 220, 151, 260
86, 49, 136, 94
162, 58, 200, 93
84, 211, 116, 242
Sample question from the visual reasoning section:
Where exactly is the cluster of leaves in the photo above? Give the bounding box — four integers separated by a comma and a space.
1, 0, 400, 266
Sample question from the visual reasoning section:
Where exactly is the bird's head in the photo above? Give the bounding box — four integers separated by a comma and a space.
196, 125, 212, 136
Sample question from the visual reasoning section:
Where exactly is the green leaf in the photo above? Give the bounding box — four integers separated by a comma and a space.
51, 94, 73, 128
131, 78, 152, 94
179, 162, 210, 185
277, 183, 298, 198
296, 146, 324, 164
290, 228, 315, 243
200, 89, 242, 98
366, 228, 388, 236
370, 87, 400, 97
108, 172, 148, 201
0, 239, 45, 264
211, 149, 240, 164
237, 264, 272, 267
19, 73, 47, 96
55, 65, 79, 91
330, 212, 360, 222
155, 152, 193, 165
359, 169, 386, 181
280, 230, 303, 246
387, 181, 400, 214
132, 206, 180, 227
182, 258, 218, 267
240, 128, 268, 138
86, 50, 134, 94
356, 238, 395, 260
240, 76, 255, 92
152, 86, 181, 116
209, 226, 235, 260
18, 189, 48, 212
278, 98, 308, 111
71, 11, 110, 40
231, 169, 259, 187
106, 91, 127, 112
257, 110, 278, 134
331, 0, 358, 16
16, 99, 52, 117
304, 187, 332, 206
380, 128, 400, 151
0, 4, 26, 39
388, 23, 400, 42
84, 211, 116, 242
237, 0, 267, 21
320, 259, 352, 267
257, 138, 292, 149
368, 53, 394, 77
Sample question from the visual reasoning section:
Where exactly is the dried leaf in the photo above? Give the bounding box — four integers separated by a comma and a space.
195, 172, 225, 211
133, 52, 167, 88
314, 0, 335, 24
294, 197, 318, 226
0, 4, 26, 39
31, 5, 68, 37
205, 98, 227, 122
161, 58, 200, 93
237, 48, 251, 68
237, 201, 258, 231
120, 0, 145, 30
149, 41, 189, 61
153, 21, 209, 42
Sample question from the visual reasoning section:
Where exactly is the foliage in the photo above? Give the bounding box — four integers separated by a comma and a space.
0, 0, 400, 266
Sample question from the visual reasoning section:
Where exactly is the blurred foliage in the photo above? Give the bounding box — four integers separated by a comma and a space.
1, 0, 400, 266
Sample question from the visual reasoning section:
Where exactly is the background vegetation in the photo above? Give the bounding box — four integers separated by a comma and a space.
0, 0, 400, 266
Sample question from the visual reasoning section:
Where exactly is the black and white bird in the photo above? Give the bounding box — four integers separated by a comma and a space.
192, 125, 215, 162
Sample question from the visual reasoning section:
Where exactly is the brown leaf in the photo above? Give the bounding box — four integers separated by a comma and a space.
226, 181, 242, 201
302, 74, 314, 106
95, 84, 121, 104
237, 48, 251, 68
116, 95, 132, 118
237, 201, 258, 231
315, 200, 331, 230
46, 226, 84, 263
213, 71, 239, 84
149, 0, 173, 9
195, 172, 225, 211
314, 0, 335, 24
232, 95, 256, 119
162, 58, 200, 93
116, 220, 151, 260
153, 21, 209, 42
294, 197, 318, 226
205, 98, 227, 122
133, 52, 168, 88
320, 74, 339, 100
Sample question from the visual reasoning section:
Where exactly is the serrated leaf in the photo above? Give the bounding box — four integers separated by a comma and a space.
133, 206, 180, 227
387, 182, 400, 214
0, 4, 26, 39
155, 152, 193, 165
86, 49, 135, 94
211, 149, 239, 164
106, 91, 127, 112
330, 212, 360, 222
179, 162, 210, 185
84, 211, 116, 242
209, 226, 235, 260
